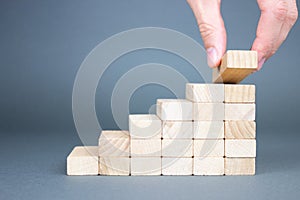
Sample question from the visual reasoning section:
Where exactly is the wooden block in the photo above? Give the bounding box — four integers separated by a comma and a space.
156, 99, 192, 120
225, 104, 255, 121
162, 139, 193, 157
213, 50, 258, 84
98, 130, 130, 157
225, 139, 256, 157
129, 114, 161, 139
131, 139, 161, 157
194, 140, 224, 157
193, 103, 224, 121
162, 157, 193, 175
225, 84, 255, 103
67, 146, 98, 176
194, 157, 224, 175
162, 121, 193, 139
225, 158, 255, 175
99, 157, 130, 176
225, 121, 256, 139
194, 121, 224, 139
131, 157, 161, 175
186, 83, 224, 103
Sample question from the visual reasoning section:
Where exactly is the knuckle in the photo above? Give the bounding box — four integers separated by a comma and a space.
287, 8, 298, 24
198, 22, 216, 41
272, 0, 289, 21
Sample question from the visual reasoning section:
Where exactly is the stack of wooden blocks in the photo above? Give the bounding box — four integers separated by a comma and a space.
67, 50, 257, 176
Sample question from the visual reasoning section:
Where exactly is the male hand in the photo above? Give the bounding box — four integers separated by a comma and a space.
187, 0, 298, 70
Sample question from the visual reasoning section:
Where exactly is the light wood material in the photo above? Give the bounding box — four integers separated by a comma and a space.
225, 139, 256, 157
67, 146, 98, 176
193, 103, 224, 121
156, 99, 192, 120
186, 83, 224, 103
225, 84, 255, 103
225, 121, 256, 139
131, 157, 161, 175
131, 139, 161, 157
98, 130, 130, 157
162, 157, 193, 175
162, 139, 193, 157
129, 114, 161, 139
162, 121, 193, 139
225, 103, 255, 121
194, 121, 224, 139
194, 140, 224, 157
225, 158, 255, 175
213, 50, 258, 83
99, 157, 130, 176
194, 157, 224, 175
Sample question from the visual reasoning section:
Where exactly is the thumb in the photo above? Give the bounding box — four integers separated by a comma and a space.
187, 0, 227, 67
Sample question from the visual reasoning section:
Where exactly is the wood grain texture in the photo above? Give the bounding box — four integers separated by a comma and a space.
194, 140, 224, 157
162, 121, 193, 139
193, 103, 224, 121
156, 99, 192, 120
225, 139, 256, 157
162, 157, 193, 175
186, 83, 224, 103
129, 114, 161, 139
162, 139, 193, 157
131, 157, 161, 176
213, 50, 258, 84
67, 146, 99, 176
98, 130, 130, 157
225, 103, 255, 121
225, 84, 255, 103
131, 139, 161, 157
99, 157, 130, 176
194, 157, 224, 175
225, 121, 256, 139
225, 158, 255, 175
194, 121, 224, 139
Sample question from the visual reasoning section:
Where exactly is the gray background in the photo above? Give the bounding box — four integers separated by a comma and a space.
0, 0, 300, 199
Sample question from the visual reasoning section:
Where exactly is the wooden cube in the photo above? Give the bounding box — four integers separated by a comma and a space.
131, 139, 161, 157
156, 99, 192, 120
162, 121, 193, 139
129, 114, 161, 139
162, 139, 193, 157
225, 139, 256, 157
67, 146, 98, 176
225, 121, 256, 139
99, 157, 130, 176
98, 130, 130, 157
225, 158, 255, 175
162, 157, 193, 175
194, 157, 224, 175
186, 83, 224, 103
213, 50, 258, 84
194, 121, 224, 139
225, 84, 255, 103
225, 104, 255, 121
131, 157, 161, 175
194, 140, 224, 157
193, 103, 224, 121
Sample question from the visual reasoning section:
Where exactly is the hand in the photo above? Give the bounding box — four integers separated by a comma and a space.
187, 0, 298, 70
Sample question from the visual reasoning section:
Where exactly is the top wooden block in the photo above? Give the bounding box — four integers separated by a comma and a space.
129, 114, 161, 139
186, 83, 224, 103
213, 50, 258, 84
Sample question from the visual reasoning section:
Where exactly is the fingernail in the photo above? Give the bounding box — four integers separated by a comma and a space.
258, 58, 266, 70
207, 47, 218, 68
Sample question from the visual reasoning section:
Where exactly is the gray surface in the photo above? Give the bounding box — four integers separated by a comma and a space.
1, 131, 300, 200
0, 0, 300, 199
